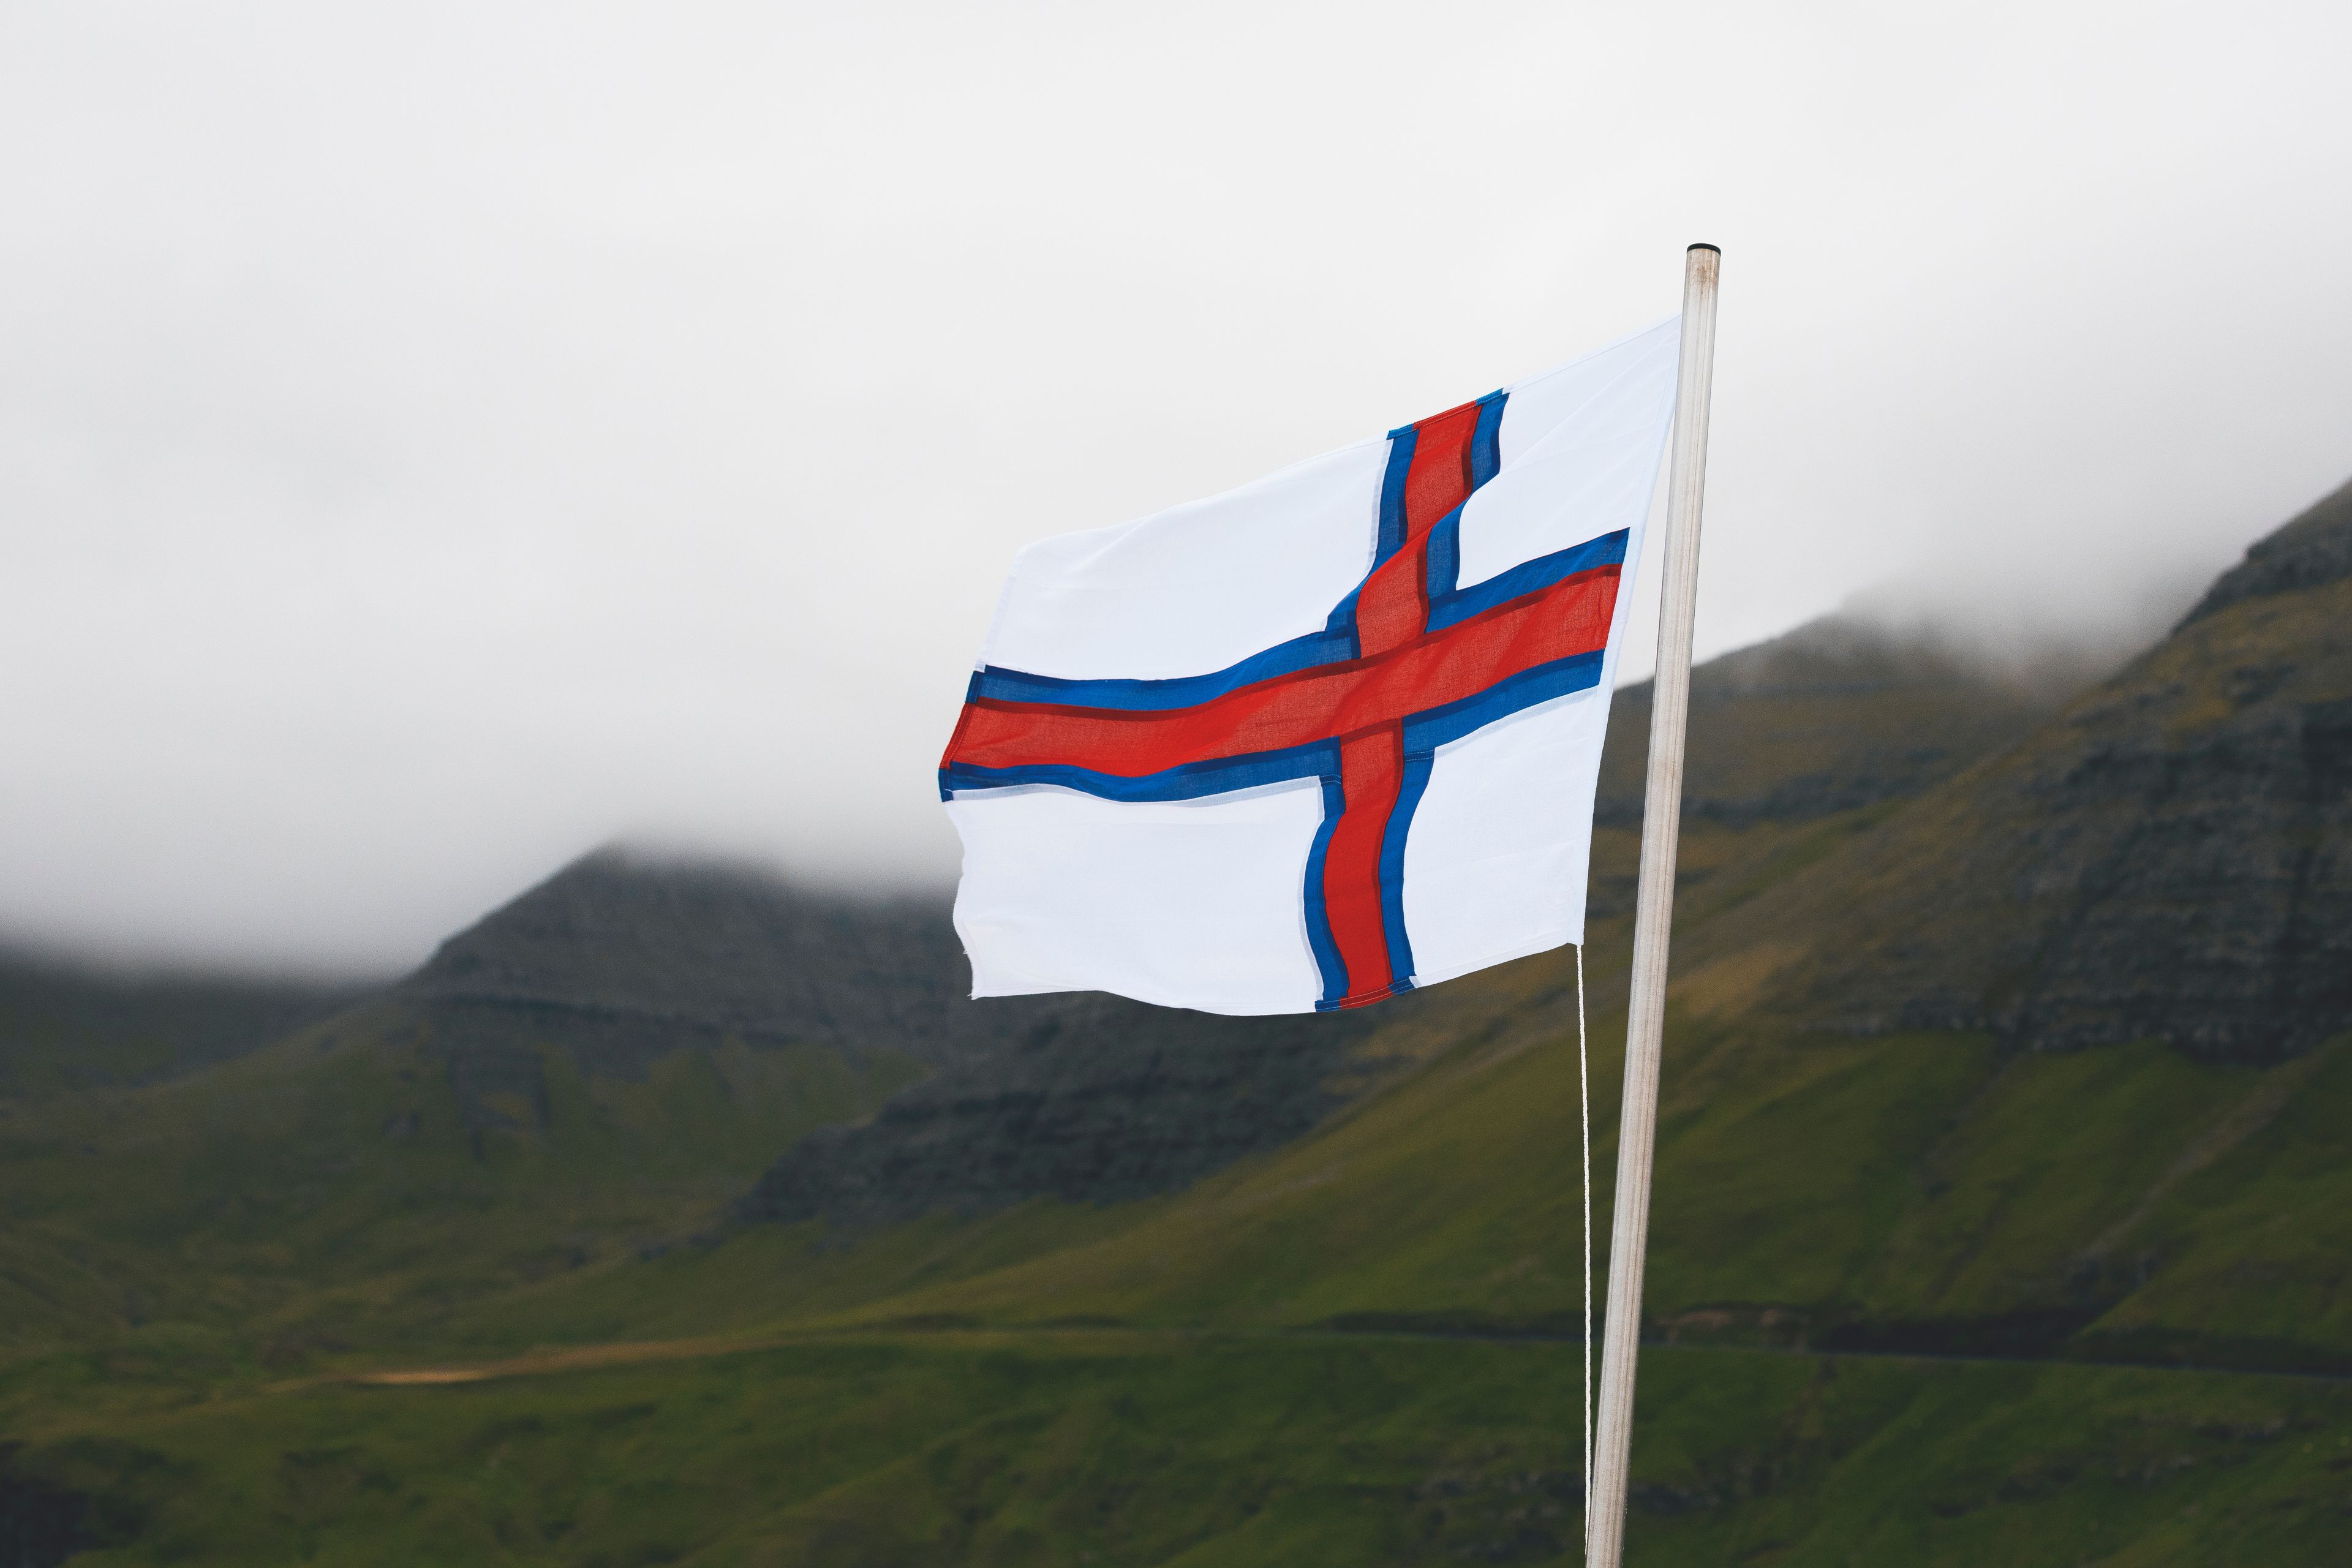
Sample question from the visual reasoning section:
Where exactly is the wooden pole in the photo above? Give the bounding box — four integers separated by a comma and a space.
1585, 243, 1720, 1567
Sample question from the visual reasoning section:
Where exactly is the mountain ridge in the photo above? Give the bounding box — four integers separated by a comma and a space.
2178, 475, 2352, 628
1670, 478, 2352, 1060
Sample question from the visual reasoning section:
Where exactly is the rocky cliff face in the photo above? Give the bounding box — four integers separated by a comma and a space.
1688, 478, 2352, 1061
737, 994, 1380, 1227
1981, 616, 2351, 1059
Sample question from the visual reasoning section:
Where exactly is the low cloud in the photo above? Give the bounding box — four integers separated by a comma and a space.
2, 2, 2346, 971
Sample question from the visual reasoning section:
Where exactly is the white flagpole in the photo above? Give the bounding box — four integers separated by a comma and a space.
1585, 243, 1720, 1568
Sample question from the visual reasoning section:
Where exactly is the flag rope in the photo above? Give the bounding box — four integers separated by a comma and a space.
1577, 941, 1593, 1550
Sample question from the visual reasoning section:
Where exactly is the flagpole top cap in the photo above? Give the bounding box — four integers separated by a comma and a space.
1687, 242, 1721, 254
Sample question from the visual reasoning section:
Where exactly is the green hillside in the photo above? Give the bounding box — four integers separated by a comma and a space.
3, 486, 2348, 1564
0, 1000, 923, 1357
6, 1333, 2348, 1566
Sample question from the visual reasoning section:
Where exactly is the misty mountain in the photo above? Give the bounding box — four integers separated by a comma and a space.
9, 469, 2343, 1298
0, 601, 2111, 1231
1678, 475, 2352, 1060
16, 459, 2339, 1252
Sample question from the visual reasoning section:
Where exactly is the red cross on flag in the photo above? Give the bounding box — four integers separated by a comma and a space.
940, 318, 1680, 1015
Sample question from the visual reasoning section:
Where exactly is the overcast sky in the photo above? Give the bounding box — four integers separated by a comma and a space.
3, 2, 2348, 974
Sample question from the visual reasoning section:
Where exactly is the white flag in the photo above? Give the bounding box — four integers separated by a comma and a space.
941, 319, 1679, 1014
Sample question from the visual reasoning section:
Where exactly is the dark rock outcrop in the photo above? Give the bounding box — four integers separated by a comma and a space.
1973, 676, 2352, 1058
0, 1445, 99, 1568
739, 995, 1382, 1227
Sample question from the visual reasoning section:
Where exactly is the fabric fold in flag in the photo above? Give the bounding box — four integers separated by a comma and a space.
941, 317, 1680, 1015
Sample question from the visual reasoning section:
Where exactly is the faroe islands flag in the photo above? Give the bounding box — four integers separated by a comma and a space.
941, 318, 1679, 1015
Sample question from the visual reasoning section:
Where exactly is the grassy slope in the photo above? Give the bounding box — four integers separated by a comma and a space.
7, 848, 2346, 1563
5, 1333, 2349, 1567
789, 982, 2350, 1375
0, 1003, 922, 1359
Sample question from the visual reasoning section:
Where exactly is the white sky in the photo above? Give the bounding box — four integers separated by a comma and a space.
3, 1, 2348, 973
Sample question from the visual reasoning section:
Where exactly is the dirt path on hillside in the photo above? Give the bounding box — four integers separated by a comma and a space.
284, 1321, 2352, 1393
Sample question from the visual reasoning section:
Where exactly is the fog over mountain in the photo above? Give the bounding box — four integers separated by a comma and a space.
2, 2, 2347, 971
